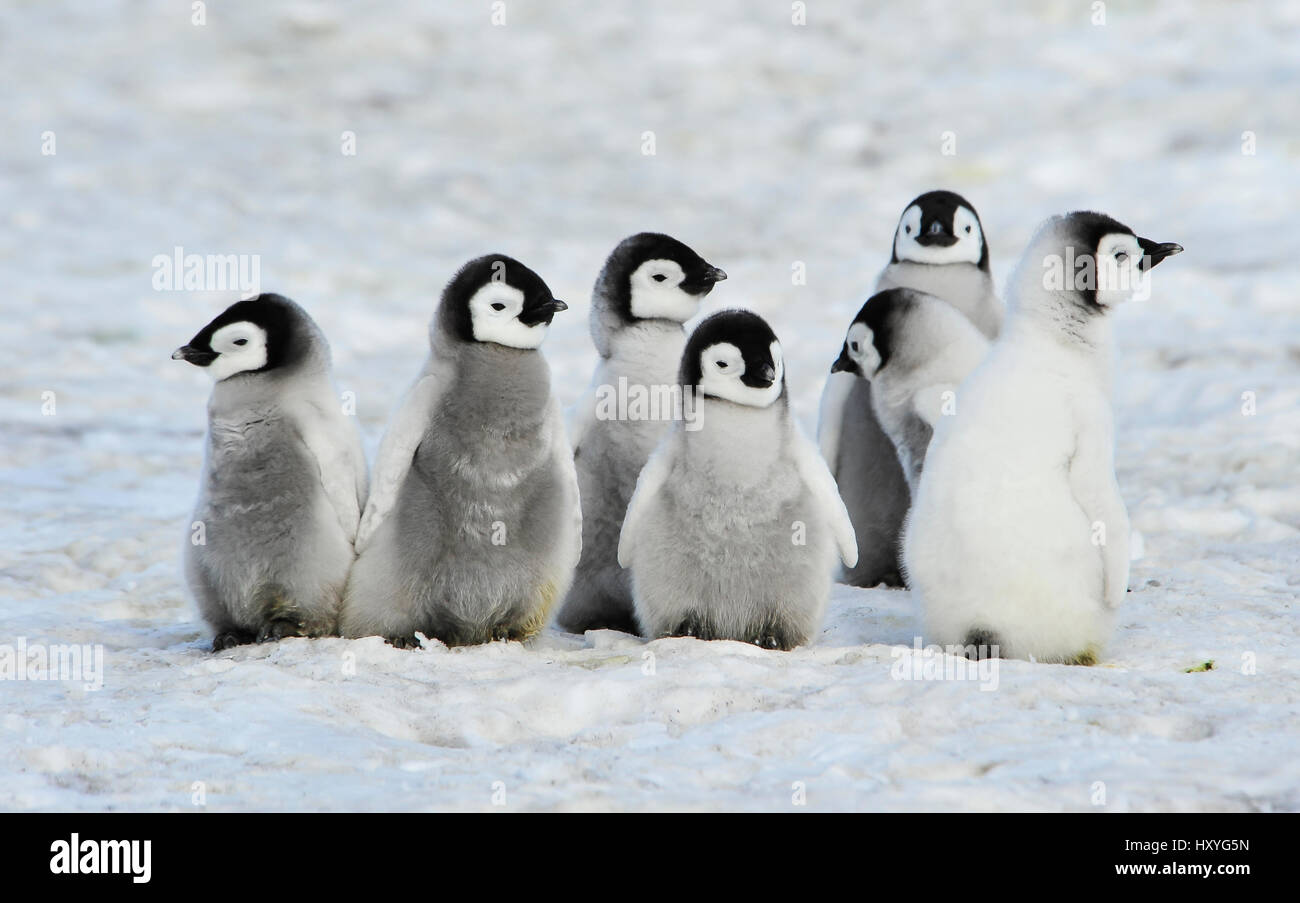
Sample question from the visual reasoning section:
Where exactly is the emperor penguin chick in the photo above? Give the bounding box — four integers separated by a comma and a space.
619, 310, 857, 650
557, 232, 727, 635
819, 191, 1001, 588
902, 211, 1181, 664
339, 255, 580, 648
876, 190, 1002, 339
173, 293, 368, 650
830, 288, 989, 493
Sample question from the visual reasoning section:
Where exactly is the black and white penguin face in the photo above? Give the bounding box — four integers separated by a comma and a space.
1050, 212, 1183, 311
681, 309, 784, 408
831, 288, 913, 378
1092, 231, 1149, 309
172, 293, 305, 381
831, 321, 881, 378
442, 255, 567, 350
604, 233, 727, 323
892, 190, 987, 269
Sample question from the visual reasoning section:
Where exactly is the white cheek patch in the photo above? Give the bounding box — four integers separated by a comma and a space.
208, 322, 268, 381
954, 207, 983, 250
628, 259, 697, 322
846, 324, 880, 375
769, 340, 784, 385
467, 282, 547, 349
1094, 233, 1150, 307
893, 206, 924, 261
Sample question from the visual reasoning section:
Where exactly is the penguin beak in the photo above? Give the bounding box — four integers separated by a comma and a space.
830, 345, 860, 376
915, 223, 958, 248
1137, 238, 1183, 271
517, 298, 568, 327
681, 265, 728, 295
742, 362, 777, 389
172, 345, 218, 366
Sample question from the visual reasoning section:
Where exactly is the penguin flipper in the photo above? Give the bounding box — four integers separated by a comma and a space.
355, 367, 447, 551
1066, 416, 1130, 610
815, 370, 855, 480
565, 386, 598, 457
617, 439, 674, 569
549, 395, 584, 580
294, 398, 368, 544
792, 427, 859, 569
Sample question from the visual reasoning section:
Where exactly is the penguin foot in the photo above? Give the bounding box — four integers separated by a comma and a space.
752, 632, 798, 651
212, 630, 256, 652
257, 618, 304, 643
962, 629, 1003, 660
385, 634, 421, 650
667, 616, 711, 641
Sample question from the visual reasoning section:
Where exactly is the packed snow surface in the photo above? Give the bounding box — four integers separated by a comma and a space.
1, 1, 1297, 810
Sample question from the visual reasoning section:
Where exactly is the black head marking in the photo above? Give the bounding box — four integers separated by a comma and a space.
1058, 211, 1135, 310
831, 288, 917, 374
439, 254, 563, 342
598, 232, 726, 320
680, 308, 781, 392
892, 190, 989, 271
1053, 211, 1182, 309
174, 293, 308, 372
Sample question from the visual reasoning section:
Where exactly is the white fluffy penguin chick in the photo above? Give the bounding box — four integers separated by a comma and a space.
902, 211, 1182, 665
618, 309, 857, 650
173, 293, 368, 651
818, 190, 1000, 588
338, 255, 581, 648
830, 288, 989, 493
556, 232, 727, 635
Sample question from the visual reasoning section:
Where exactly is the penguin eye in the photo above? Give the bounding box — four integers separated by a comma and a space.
491, 302, 507, 311
716, 360, 728, 369
965, 225, 972, 234
850, 341, 860, 352
1114, 252, 1128, 262
652, 274, 667, 283
233, 338, 248, 346
904, 226, 912, 235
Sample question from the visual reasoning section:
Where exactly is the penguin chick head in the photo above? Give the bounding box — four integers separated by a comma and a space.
892, 190, 988, 270
440, 254, 567, 350
680, 309, 784, 408
1021, 211, 1183, 313
171, 293, 313, 382
830, 288, 919, 378
599, 232, 727, 323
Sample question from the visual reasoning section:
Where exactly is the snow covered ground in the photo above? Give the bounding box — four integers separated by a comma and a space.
2, 0, 1298, 811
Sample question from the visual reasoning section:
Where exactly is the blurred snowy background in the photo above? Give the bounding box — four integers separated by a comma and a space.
1, 0, 1297, 810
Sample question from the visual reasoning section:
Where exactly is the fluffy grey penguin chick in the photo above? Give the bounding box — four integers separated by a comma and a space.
820, 190, 1002, 587
619, 309, 857, 650
556, 232, 727, 635
339, 255, 581, 648
903, 211, 1181, 665
830, 288, 989, 493
173, 293, 368, 650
